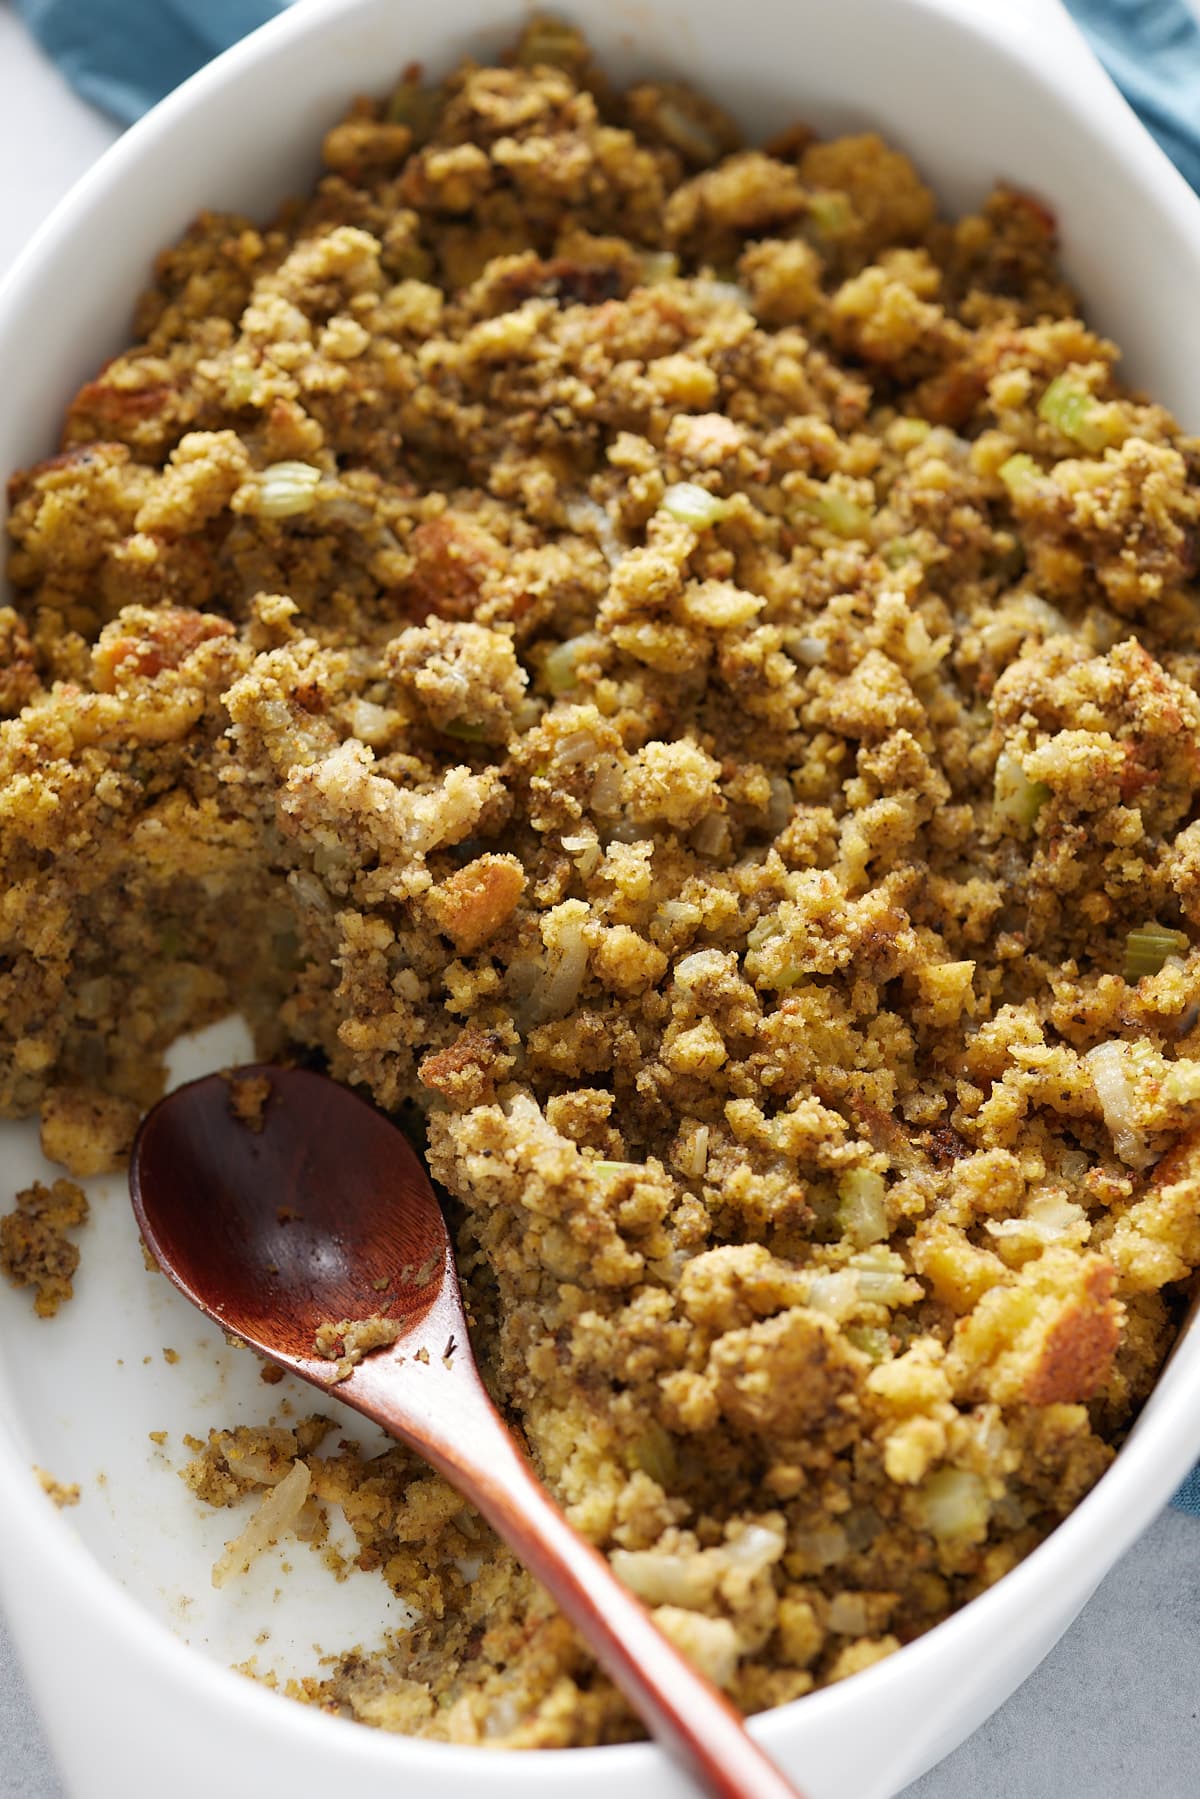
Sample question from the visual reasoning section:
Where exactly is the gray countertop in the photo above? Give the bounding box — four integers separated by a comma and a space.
2, 10, 1199, 1796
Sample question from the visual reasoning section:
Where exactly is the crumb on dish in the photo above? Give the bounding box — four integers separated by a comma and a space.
34, 1464, 81, 1508
224, 1069, 273, 1131
313, 1313, 403, 1382
0, 1179, 88, 1317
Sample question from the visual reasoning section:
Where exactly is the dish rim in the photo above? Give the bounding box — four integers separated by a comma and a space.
2, 0, 1200, 1791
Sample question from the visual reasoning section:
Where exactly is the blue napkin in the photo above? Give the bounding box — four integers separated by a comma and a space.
14, 0, 287, 123
13, 0, 1200, 1512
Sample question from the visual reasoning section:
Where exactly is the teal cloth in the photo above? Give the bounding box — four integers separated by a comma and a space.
14, 0, 287, 123
12, 0, 1200, 1509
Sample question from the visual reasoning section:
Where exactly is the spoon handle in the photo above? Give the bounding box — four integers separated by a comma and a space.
389, 1378, 808, 1799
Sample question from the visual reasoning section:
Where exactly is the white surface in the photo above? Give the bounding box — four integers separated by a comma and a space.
0, 4, 1199, 1798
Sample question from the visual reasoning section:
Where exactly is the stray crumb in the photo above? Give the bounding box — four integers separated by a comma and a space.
38, 1086, 140, 1177
162, 1346, 179, 1365
0, 1178, 88, 1316
260, 1362, 285, 1385
148, 1430, 169, 1446
34, 1465, 80, 1508
414, 1346, 430, 1366
225, 1070, 272, 1132
314, 1314, 402, 1384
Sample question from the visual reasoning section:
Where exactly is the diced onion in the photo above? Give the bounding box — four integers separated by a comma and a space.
212, 1459, 311, 1588
564, 496, 625, 567
836, 1168, 889, 1247
851, 1248, 911, 1306
790, 1525, 848, 1568
790, 634, 827, 667
674, 949, 726, 987
914, 1467, 990, 1542
1086, 1040, 1152, 1168
589, 755, 623, 815
827, 1593, 872, 1636
538, 909, 590, 1020
1037, 375, 1124, 453
252, 461, 323, 519
678, 1123, 710, 1179
721, 1521, 785, 1573
612, 1549, 717, 1609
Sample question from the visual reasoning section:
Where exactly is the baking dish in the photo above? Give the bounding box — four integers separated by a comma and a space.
3, 1, 1200, 1795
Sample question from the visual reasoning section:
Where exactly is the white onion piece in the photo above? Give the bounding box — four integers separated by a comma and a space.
212, 1459, 311, 1589
1086, 1041, 1152, 1168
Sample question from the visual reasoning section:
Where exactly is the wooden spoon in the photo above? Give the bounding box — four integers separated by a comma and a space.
130, 1064, 808, 1799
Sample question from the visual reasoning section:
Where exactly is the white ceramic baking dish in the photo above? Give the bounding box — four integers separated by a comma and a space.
3, 1, 1200, 1795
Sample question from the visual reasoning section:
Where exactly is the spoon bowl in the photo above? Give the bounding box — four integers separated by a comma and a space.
131, 1065, 449, 1380
130, 1064, 808, 1799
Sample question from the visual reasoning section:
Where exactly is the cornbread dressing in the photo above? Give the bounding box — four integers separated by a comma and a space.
5, 17, 1200, 1746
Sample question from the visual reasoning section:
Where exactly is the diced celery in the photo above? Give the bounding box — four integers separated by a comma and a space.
661, 482, 729, 529
441, 718, 489, 742
627, 1420, 677, 1485
386, 80, 443, 144
808, 190, 855, 237
993, 751, 1050, 835
1124, 926, 1189, 983
845, 1325, 891, 1362
797, 489, 872, 539
543, 633, 602, 695
1037, 375, 1124, 453
880, 537, 917, 569
891, 417, 932, 451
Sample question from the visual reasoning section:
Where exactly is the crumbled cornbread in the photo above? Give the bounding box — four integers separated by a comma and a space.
34, 1465, 81, 1508
0, 1179, 88, 1316
225, 1070, 272, 1131
5, 13, 1200, 1749
313, 1313, 403, 1383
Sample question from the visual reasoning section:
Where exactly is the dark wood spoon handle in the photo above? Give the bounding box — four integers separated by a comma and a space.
358, 1368, 807, 1799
